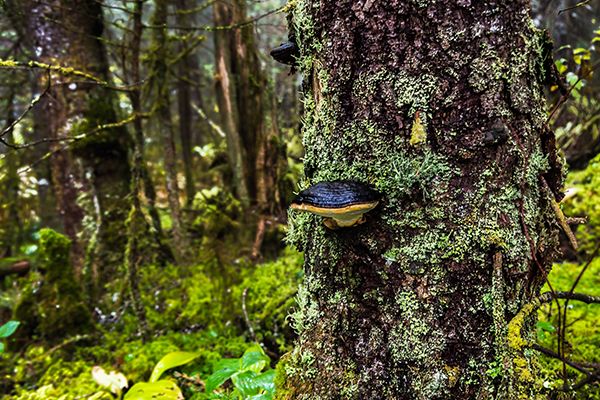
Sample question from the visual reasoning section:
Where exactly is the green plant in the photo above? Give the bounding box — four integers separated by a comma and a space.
0, 320, 19, 353
124, 351, 200, 400
205, 345, 275, 399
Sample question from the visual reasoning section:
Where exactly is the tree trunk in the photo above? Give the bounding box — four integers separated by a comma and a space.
279, 1, 563, 399
6, 0, 132, 285
175, 0, 196, 206
149, 0, 189, 262
213, 0, 251, 206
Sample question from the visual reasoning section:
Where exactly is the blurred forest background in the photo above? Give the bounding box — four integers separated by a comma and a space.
0, 0, 598, 399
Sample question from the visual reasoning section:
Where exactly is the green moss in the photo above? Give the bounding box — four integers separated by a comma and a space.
9, 360, 112, 400
563, 154, 600, 257
389, 291, 445, 364
14, 229, 93, 342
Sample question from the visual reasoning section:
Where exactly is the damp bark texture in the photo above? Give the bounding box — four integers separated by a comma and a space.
280, 1, 563, 399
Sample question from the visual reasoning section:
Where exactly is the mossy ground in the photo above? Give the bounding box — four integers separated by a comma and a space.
0, 244, 303, 399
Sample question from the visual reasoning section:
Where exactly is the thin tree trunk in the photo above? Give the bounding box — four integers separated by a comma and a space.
2, 91, 22, 257
175, 0, 196, 206
150, 0, 189, 262
29, 78, 61, 233
213, 1, 250, 205
279, 1, 563, 399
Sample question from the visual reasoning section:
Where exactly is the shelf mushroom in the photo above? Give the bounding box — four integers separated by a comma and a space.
290, 180, 381, 229
269, 41, 299, 66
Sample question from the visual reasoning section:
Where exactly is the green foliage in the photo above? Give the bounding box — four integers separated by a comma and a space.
0, 320, 19, 353
13, 229, 92, 341
149, 351, 201, 383
9, 360, 113, 400
231, 248, 303, 353
537, 259, 600, 398
562, 154, 600, 257
124, 351, 200, 400
205, 345, 275, 399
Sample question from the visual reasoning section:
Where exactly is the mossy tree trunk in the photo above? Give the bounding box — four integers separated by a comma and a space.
6, 0, 131, 287
175, 0, 197, 207
148, 0, 190, 263
280, 1, 563, 399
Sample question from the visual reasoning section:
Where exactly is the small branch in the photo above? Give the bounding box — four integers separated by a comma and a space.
0, 70, 51, 139
547, 60, 600, 124
191, 103, 226, 138
539, 291, 600, 304
242, 288, 257, 343
0, 58, 106, 83
143, 4, 286, 32
530, 344, 597, 375
0, 112, 148, 150
558, 0, 591, 14
542, 177, 578, 250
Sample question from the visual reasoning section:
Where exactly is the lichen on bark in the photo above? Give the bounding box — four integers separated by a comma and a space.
279, 1, 562, 399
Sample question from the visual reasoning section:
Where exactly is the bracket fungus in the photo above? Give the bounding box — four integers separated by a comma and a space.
290, 181, 381, 229
269, 41, 299, 66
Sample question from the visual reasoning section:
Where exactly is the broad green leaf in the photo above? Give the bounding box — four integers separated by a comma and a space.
241, 345, 269, 373
205, 360, 240, 393
149, 351, 200, 383
253, 370, 276, 394
232, 369, 276, 397
232, 370, 260, 396
124, 380, 182, 400
0, 342, 4, 353
0, 321, 19, 338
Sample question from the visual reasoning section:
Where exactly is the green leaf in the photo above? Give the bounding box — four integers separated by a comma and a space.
241, 345, 269, 373
149, 351, 200, 383
124, 380, 182, 400
231, 369, 276, 397
0, 342, 4, 353
232, 370, 260, 396
253, 370, 276, 394
537, 321, 556, 332
0, 321, 19, 338
246, 395, 273, 400
205, 359, 240, 393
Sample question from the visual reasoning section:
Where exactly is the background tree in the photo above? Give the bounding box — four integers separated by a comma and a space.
5, 0, 132, 289
279, 0, 564, 398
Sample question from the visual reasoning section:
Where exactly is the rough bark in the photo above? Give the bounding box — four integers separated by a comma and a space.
6, 0, 132, 285
279, 1, 563, 399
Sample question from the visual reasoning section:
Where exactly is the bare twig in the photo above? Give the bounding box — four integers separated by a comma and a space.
531, 343, 598, 375
242, 288, 257, 342
0, 58, 105, 83
143, 4, 286, 32
539, 291, 600, 304
542, 177, 578, 250
558, 0, 592, 14
0, 70, 51, 139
